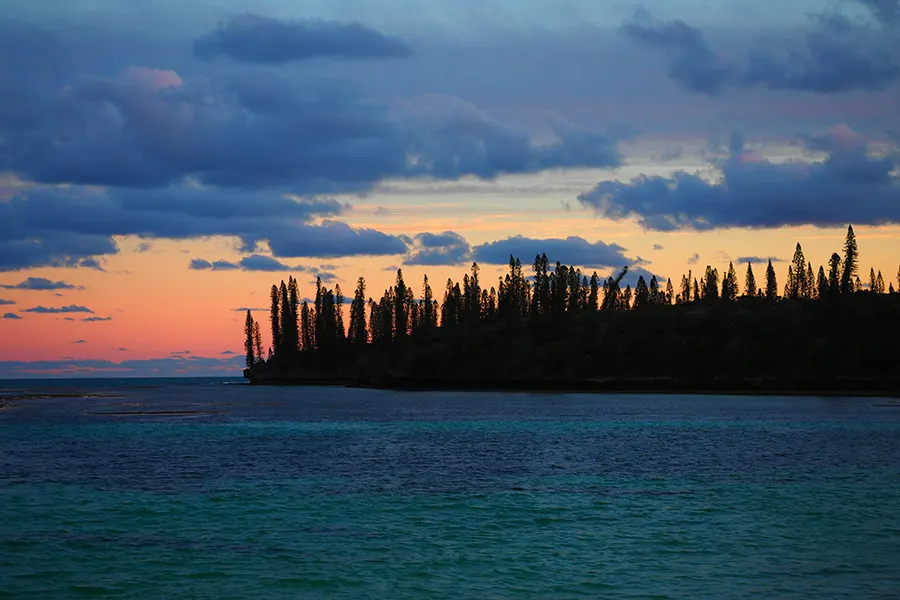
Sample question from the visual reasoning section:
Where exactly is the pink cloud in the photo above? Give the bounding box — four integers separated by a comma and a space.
122, 66, 182, 91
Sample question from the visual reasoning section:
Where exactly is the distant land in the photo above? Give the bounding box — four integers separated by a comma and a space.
244, 227, 900, 395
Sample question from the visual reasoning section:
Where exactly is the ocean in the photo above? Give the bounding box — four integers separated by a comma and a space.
1, 378, 899, 598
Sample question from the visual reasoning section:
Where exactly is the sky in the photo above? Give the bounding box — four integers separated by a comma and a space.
1, 0, 899, 377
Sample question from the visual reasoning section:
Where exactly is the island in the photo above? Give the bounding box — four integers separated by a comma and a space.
243, 226, 900, 395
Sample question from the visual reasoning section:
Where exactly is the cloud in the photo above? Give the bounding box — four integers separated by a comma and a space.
0, 298, 14, 305
268, 220, 408, 258
0, 355, 246, 378
854, 0, 900, 24
578, 126, 900, 230
20, 305, 94, 314
404, 231, 472, 266
652, 244, 665, 251
471, 235, 634, 268
81, 316, 112, 322
0, 277, 79, 291
738, 256, 785, 264
233, 307, 270, 312
118, 348, 129, 352
622, 14, 732, 95
193, 15, 412, 64
221, 350, 236, 355
687, 253, 700, 265
2, 312, 22, 320
71, 339, 87, 344
1, 186, 343, 271
624, 11, 900, 95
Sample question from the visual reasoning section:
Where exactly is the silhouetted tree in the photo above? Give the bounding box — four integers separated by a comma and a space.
253, 321, 263, 364
300, 301, 313, 351
422, 275, 436, 330
765, 260, 778, 302
287, 277, 300, 353
789, 243, 808, 299
348, 278, 368, 345
876, 271, 885, 294
828, 253, 841, 295
335, 284, 346, 341
665, 278, 674, 305
314, 277, 324, 345
270, 284, 281, 355
722, 262, 738, 301
279, 281, 290, 353
441, 279, 460, 328
806, 264, 816, 299
532, 253, 550, 317
840, 225, 858, 294
692, 278, 700, 302
633, 276, 650, 309
649, 275, 662, 305
745, 262, 757, 297
702, 266, 719, 299
623, 285, 633, 310
680, 271, 692, 304
784, 266, 796, 300
589, 273, 600, 310
817, 266, 828, 299
244, 310, 256, 367
601, 267, 628, 311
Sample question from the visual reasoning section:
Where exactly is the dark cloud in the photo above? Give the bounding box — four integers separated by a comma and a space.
854, 0, 900, 24
0, 277, 79, 290
233, 308, 270, 312
738, 256, 785, 264
403, 232, 472, 266
20, 304, 94, 314
82, 316, 112, 322
268, 220, 407, 258
2, 312, 22, 319
687, 253, 701, 264
0, 355, 245, 378
578, 127, 900, 230
193, 15, 412, 64
1, 186, 343, 270
471, 235, 634, 268
622, 14, 732, 95
652, 244, 665, 251
118, 348, 128, 352
221, 350, 236, 355
0, 298, 15, 305
624, 12, 900, 95
71, 339, 87, 344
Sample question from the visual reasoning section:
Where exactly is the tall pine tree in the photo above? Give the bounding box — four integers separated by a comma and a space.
840, 225, 858, 294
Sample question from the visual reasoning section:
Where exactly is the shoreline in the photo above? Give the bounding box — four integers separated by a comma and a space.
244, 375, 900, 398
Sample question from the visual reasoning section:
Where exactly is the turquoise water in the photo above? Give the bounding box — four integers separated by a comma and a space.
2, 380, 899, 598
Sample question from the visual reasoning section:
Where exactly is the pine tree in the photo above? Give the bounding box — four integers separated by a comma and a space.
649, 275, 661, 305
422, 275, 435, 329
244, 310, 256, 367
633, 276, 650, 309
790, 243, 807, 299
335, 284, 345, 341
300, 301, 313, 350
348, 277, 367, 345
314, 277, 324, 345
702, 266, 719, 299
840, 225, 858, 294
394, 269, 408, 338
765, 260, 778, 301
279, 281, 290, 352
828, 253, 841, 295
665, 278, 674, 305
253, 321, 263, 363
745, 262, 757, 297
588, 273, 599, 310
869, 268, 877, 293
784, 266, 796, 299
692, 278, 700, 302
806, 264, 815, 299
875, 270, 885, 294
270, 284, 281, 356
622, 285, 632, 310
288, 277, 300, 353
721, 262, 738, 301
817, 266, 828, 299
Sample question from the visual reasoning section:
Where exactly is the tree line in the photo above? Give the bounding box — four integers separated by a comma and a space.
244, 225, 897, 367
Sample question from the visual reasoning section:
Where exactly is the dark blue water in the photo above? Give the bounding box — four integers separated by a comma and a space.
2, 379, 899, 598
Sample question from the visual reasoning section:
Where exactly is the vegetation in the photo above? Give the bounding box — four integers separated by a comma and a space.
243, 225, 900, 393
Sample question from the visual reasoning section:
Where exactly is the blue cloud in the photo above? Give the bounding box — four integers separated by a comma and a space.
82, 316, 112, 322
578, 128, 900, 230
2, 312, 22, 319
472, 235, 634, 268
403, 232, 472, 266
625, 11, 900, 94
20, 305, 94, 314
0, 298, 14, 305
737, 256, 785, 264
194, 15, 412, 64
0, 277, 79, 290
268, 220, 408, 258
